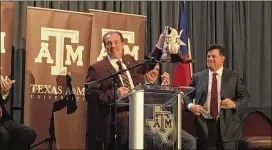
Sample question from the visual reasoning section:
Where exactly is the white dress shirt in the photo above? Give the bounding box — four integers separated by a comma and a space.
188, 67, 223, 119
107, 56, 135, 89
202, 67, 223, 119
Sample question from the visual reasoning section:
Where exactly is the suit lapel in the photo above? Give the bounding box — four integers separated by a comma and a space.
104, 58, 116, 75
123, 60, 136, 77
123, 60, 139, 85
123, 61, 133, 75
201, 70, 209, 105
123, 60, 131, 70
104, 58, 124, 87
220, 68, 229, 99
104, 55, 142, 87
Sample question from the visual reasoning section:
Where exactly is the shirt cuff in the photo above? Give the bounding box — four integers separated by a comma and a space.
2, 92, 8, 100
187, 103, 194, 110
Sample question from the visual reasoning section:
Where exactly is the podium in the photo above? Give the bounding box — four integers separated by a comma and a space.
116, 84, 194, 149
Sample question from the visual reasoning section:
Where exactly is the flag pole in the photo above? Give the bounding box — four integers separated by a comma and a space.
188, 38, 193, 78
183, 1, 193, 78
176, 1, 180, 30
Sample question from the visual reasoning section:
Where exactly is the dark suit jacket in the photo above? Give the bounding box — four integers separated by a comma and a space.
183, 68, 250, 142
0, 93, 13, 124
85, 48, 162, 143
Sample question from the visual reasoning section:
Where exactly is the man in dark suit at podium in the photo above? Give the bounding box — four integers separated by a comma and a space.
85, 31, 166, 150
144, 63, 196, 150
184, 44, 250, 150
0, 76, 37, 150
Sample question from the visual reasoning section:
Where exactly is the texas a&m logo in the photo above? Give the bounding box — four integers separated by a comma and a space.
34, 27, 84, 76
96, 28, 139, 61
1, 32, 7, 80
146, 104, 175, 143
1, 32, 6, 54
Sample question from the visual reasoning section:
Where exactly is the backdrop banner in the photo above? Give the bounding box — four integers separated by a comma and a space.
1, 1, 14, 79
88, 9, 146, 65
0, 1, 15, 113
25, 7, 93, 149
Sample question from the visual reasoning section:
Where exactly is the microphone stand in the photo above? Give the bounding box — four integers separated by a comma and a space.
30, 107, 56, 150
31, 74, 77, 150
85, 57, 159, 150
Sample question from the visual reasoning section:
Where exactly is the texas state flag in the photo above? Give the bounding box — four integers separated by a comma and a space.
172, 2, 193, 87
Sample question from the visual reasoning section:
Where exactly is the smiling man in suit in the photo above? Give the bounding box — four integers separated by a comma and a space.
184, 44, 250, 150
0, 76, 37, 150
85, 31, 166, 150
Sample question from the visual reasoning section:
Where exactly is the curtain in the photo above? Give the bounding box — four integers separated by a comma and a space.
186, 1, 271, 107
10, 1, 179, 123
8, 1, 272, 123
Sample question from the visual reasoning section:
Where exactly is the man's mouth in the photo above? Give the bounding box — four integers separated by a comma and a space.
150, 73, 157, 78
111, 49, 118, 52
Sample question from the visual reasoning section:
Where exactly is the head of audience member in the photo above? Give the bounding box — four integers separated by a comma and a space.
144, 63, 160, 84
103, 31, 125, 60
207, 44, 225, 72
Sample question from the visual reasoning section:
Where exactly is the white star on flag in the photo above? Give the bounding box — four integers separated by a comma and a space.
179, 29, 186, 46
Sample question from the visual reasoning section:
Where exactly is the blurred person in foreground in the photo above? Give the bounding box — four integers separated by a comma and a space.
0, 75, 37, 150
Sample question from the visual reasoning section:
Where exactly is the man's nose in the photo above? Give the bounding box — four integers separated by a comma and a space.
111, 42, 117, 47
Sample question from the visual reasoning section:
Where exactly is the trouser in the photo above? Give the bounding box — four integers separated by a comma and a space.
197, 118, 238, 150
0, 120, 37, 150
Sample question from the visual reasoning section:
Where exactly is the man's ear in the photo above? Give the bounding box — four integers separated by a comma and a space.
121, 42, 125, 49
222, 56, 225, 62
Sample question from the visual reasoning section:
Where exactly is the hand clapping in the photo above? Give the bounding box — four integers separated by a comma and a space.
1, 76, 16, 96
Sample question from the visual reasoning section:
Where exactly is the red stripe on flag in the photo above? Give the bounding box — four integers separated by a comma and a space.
172, 62, 191, 86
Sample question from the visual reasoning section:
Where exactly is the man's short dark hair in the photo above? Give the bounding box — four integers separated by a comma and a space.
207, 44, 225, 56
102, 31, 124, 46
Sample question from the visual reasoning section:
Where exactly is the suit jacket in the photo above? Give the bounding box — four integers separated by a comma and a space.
0, 93, 13, 124
183, 68, 250, 142
85, 48, 162, 143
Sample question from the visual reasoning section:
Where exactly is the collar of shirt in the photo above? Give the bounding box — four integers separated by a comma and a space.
107, 55, 122, 64
145, 80, 152, 85
107, 55, 123, 71
209, 66, 223, 77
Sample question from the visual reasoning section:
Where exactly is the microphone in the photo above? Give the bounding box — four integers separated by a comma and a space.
144, 56, 163, 64
66, 72, 77, 114
66, 72, 72, 91
145, 55, 195, 64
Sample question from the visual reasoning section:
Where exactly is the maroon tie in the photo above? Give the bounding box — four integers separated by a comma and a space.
210, 73, 218, 119
116, 61, 131, 89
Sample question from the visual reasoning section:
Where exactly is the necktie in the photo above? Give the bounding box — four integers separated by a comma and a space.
116, 61, 131, 89
210, 73, 218, 119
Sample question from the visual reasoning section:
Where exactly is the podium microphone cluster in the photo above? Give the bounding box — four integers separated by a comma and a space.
144, 56, 162, 64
